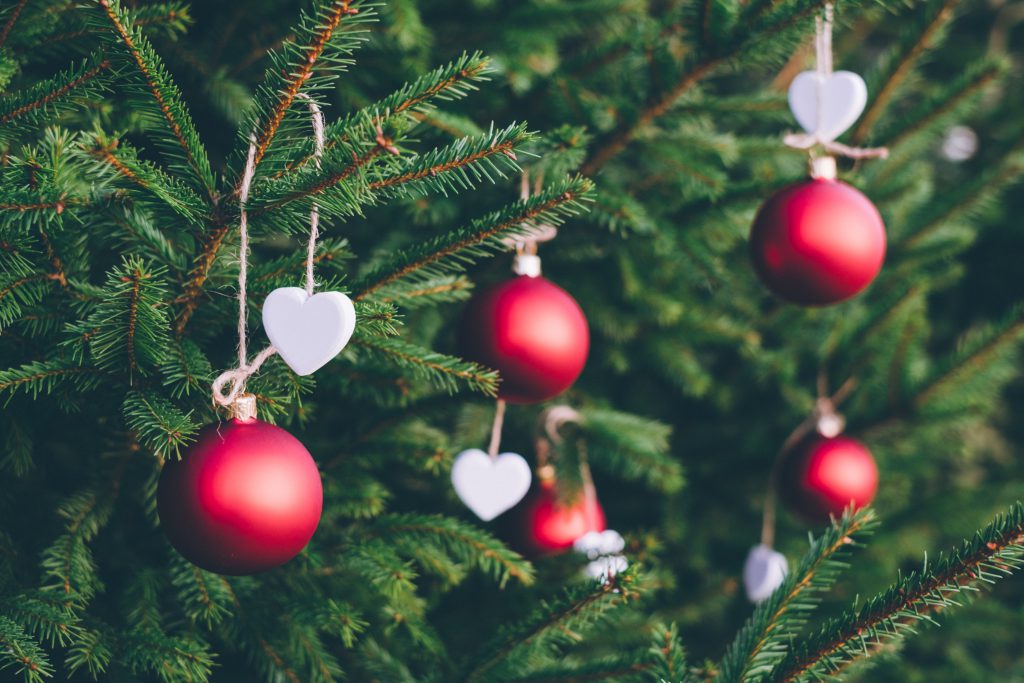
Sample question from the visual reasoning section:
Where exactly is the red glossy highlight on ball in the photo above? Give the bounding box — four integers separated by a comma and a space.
158, 418, 323, 575
780, 435, 878, 524
458, 275, 589, 404
518, 479, 606, 556
750, 178, 886, 306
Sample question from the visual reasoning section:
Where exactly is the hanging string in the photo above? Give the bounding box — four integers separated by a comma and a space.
783, 3, 888, 160
212, 97, 327, 409
759, 374, 858, 547
299, 93, 324, 296
487, 399, 507, 458
502, 171, 558, 256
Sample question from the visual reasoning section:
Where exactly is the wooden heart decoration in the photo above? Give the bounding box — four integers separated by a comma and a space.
451, 449, 532, 521
788, 70, 867, 143
262, 287, 356, 376
743, 544, 789, 603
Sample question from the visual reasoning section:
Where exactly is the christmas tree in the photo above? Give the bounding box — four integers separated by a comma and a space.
3, 0, 1024, 681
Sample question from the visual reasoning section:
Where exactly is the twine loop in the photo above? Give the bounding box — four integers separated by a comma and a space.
211, 95, 327, 409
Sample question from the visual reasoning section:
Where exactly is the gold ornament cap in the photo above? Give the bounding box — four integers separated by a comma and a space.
231, 394, 258, 422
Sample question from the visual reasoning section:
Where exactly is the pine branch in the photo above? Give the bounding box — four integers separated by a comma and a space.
253, 122, 531, 214
878, 60, 1004, 150
351, 335, 500, 396
173, 215, 229, 335
274, 52, 491, 180
461, 566, 641, 683
247, 0, 363, 174
64, 256, 171, 381
911, 309, 1024, 411
851, 0, 958, 143
580, 60, 718, 175
354, 176, 594, 300
0, 55, 111, 132
580, 0, 828, 174
0, 360, 99, 406
0, 0, 27, 50
92, 0, 215, 199
122, 391, 198, 459
78, 132, 207, 224
714, 508, 876, 683
368, 513, 535, 588
0, 616, 52, 683
768, 502, 1024, 682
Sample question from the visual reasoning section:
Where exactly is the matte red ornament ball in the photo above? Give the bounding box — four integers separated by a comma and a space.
779, 435, 878, 524
517, 478, 606, 557
157, 416, 323, 575
458, 274, 589, 404
750, 177, 886, 306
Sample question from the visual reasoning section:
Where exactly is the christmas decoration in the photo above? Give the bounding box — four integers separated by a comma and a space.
743, 544, 789, 603
751, 3, 888, 307
451, 448, 532, 521
749, 165, 887, 306
779, 434, 878, 524
516, 472, 606, 556
575, 529, 629, 581
787, 72, 867, 144
457, 255, 589, 404
157, 395, 323, 575
262, 287, 356, 376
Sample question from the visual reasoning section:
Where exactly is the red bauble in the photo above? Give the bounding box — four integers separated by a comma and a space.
750, 177, 886, 306
779, 435, 878, 524
517, 478, 606, 556
157, 416, 323, 575
457, 273, 589, 404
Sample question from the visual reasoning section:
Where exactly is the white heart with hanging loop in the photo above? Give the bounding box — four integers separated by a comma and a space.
451, 449, 532, 521
788, 70, 868, 143
262, 287, 356, 376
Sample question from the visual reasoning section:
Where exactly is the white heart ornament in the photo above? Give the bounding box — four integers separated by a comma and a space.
788, 70, 867, 143
262, 287, 356, 376
451, 449, 532, 521
743, 544, 789, 603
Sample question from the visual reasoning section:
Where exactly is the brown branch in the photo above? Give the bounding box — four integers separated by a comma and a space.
248, 0, 358, 173
0, 201, 71, 213
369, 140, 517, 192
465, 572, 633, 683
124, 266, 143, 376
912, 318, 1024, 409
1, 60, 110, 125
174, 218, 229, 335
851, 0, 957, 144
0, 0, 27, 50
38, 229, 68, 287
0, 365, 91, 393
351, 338, 493, 385
379, 279, 471, 302
95, 0, 212, 198
881, 66, 1000, 149
580, 60, 719, 175
776, 520, 1024, 682
355, 191, 579, 301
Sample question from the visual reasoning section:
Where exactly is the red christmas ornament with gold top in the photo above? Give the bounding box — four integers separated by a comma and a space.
458, 254, 589, 404
157, 395, 324, 575
750, 157, 886, 306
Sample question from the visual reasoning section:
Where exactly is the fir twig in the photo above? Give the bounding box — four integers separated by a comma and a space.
768, 502, 1024, 682
715, 508, 876, 683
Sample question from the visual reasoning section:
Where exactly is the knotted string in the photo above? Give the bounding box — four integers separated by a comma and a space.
783, 3, 888, 160
211, 97, 327, 409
